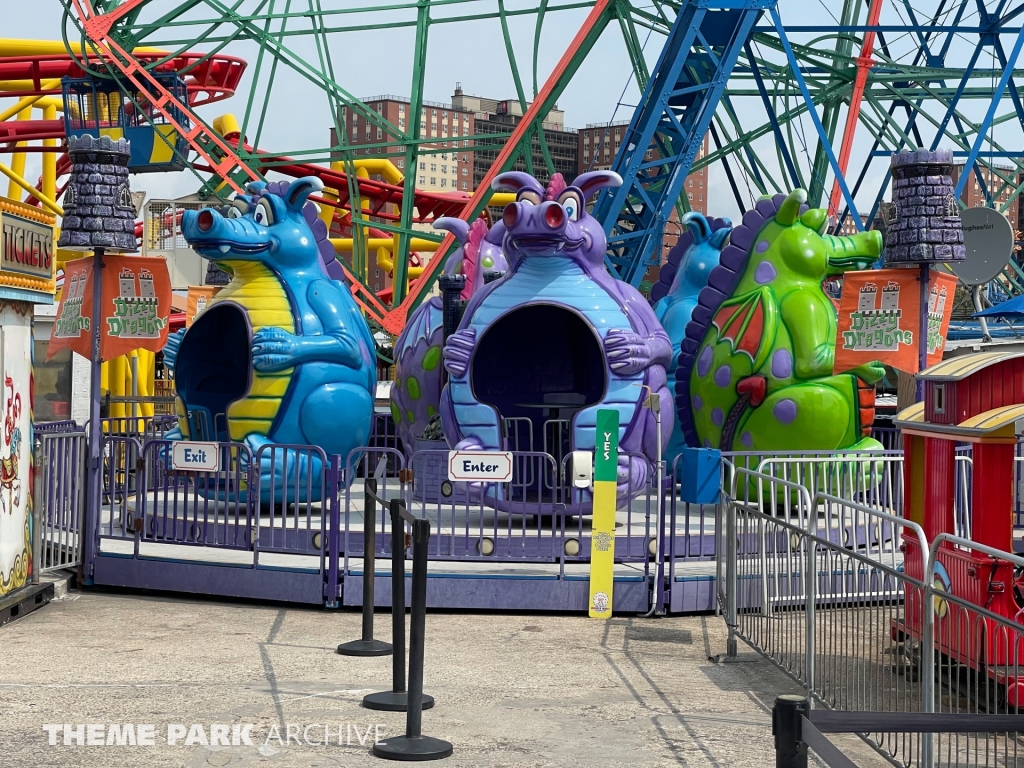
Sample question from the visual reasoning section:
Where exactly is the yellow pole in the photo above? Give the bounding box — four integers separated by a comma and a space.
0, 162, 62, 215
0, 82, 61, 121
42, 103, 56, 202
7, 106, 31, 200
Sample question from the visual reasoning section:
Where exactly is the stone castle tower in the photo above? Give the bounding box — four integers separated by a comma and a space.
56, 135, 137, 253
883, 148, 966, 265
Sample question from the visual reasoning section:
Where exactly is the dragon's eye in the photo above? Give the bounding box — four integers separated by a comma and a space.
517, 189, 541, 206
254, 199, 274, 226
557, 190, 583, 221
226, 206, 242, 219
231, 197, 250, 216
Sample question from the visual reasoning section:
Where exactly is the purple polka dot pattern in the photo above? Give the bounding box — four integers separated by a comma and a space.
711, 407, 724, 426
714, 365, 731, 387
754, 261, 776, 284
703, 439, 712, 449
771, 348, 792, 379
693, 394, 703, 411
697, 345, 713, 377
755, 239, 769, 253
774, 399, 798, 425
740, 431, 753, 447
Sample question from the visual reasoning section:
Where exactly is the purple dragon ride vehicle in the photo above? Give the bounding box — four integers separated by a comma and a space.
440, 171, 673, 514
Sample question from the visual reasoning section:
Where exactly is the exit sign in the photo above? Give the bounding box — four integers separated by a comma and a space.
171, 441, 220, 472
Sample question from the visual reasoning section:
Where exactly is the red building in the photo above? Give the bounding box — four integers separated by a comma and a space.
951, 163, 1018, 228
895, 351, 1024, 702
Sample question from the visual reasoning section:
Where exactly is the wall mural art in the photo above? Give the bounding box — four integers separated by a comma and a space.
0, 301, 33, 596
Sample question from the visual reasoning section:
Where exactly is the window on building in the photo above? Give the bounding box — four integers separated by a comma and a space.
463, 140, 470, 147
376, 128, 382, 140
399, 104, 405, 114
933, 383, 945, 413
365, 126, 371, 138
397, 159, 404, 168
583, 151, 589, 160
688, 179, 693, 188
431, 109, 437, 117
441, 153, 447, 161
699, 181, 703, 188
399, 119, 405, 129
431, 121, 437, 131
443, 111, 448, 120
441, 165, 447, 173
688, 192, 693, 200
352, 127, 358, 139
430, 177, 436, 185
441, 178, 447, 187
430, 163, 437, 172
698, 193, 703, 201
461, 154, 468, 162
419, 175, 425, 184
461, 167, 468, 176
461, 181, 468, 190
419, 162, 426, 170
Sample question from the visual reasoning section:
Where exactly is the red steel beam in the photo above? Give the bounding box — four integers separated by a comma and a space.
828, 0, 884, 221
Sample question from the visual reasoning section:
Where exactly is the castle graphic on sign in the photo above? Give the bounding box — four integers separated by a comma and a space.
107, 266, 167, 339
927, 284, 949, 357
53, 268, 90, 338
842, 280, 913, 353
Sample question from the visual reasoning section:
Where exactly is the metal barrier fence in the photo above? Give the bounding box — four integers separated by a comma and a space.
33, 431, 87, 574
718, 463, 1024, 767
922, 534, 1024, 768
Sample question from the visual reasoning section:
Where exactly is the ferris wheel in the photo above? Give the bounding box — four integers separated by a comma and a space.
8, 0, 1021, 333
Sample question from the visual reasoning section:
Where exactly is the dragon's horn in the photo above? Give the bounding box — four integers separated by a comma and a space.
800, 208, 828, 234
284, 176, 325, 212
682, 212, 712, 243
775, 189, 807, 226
709, 226, 731, 250
571, 170, 622, 202
491, 172, 543, 195
433, 217, 471, 244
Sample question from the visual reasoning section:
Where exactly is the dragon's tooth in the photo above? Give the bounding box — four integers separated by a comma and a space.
219, 245, 230, 253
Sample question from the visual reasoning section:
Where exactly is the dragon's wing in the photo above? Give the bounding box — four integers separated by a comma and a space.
711, 287, 778, 371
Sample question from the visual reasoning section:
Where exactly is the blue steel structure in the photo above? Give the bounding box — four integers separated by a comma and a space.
593, 0, 776, 287
598, 1, 1024, 292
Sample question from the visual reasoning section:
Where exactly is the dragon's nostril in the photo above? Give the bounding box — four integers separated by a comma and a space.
502, 203, 518, 228
543, 203, 565, 229
197, 210, 214, 232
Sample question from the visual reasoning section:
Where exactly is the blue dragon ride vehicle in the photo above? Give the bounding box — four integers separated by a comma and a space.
169, 177, 377, 502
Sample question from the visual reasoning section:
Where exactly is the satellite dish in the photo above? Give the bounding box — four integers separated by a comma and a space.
950, 207, 1015, 286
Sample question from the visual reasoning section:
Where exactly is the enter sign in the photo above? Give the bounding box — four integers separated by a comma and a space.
447, 451, 514, 483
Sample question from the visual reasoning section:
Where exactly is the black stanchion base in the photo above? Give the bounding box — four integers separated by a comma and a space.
372, 734, 453, 761
337, 639, 393, 657
363, 690, 435, 711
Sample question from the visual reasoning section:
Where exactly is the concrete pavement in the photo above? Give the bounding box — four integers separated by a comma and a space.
0, 589, 890, 767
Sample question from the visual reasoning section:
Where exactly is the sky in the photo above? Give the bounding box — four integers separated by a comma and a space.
7, 1, 1022, 226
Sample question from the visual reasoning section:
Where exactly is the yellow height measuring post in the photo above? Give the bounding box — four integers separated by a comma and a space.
589, 409, 619, 618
